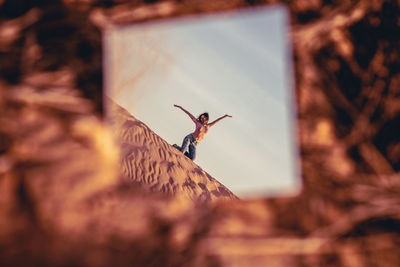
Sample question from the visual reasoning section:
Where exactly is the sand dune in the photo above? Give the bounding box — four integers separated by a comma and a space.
107, 98, 238, 202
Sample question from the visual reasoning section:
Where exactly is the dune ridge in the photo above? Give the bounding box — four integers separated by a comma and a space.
107, 98, 238, 202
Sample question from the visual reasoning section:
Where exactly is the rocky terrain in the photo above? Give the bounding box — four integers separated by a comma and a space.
1, 0, 400, 266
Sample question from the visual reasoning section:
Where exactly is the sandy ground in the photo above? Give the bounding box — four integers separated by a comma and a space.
107, 98, 239, 203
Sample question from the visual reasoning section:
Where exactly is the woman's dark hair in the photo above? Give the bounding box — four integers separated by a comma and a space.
197, 112, 209, 122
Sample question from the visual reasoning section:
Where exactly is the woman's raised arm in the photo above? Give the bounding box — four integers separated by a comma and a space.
174, 104, 197, 123
208, 114, 232, 127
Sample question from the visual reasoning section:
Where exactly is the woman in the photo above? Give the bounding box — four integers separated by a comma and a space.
173, 104, 232, 160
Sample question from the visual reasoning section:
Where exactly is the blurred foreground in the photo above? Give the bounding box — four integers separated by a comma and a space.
1, 0, 400, 266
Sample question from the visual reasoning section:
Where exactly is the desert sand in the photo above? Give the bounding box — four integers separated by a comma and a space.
107, 98, 238, 202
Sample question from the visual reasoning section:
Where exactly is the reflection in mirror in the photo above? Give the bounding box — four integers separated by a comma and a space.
104, 5, 300, 199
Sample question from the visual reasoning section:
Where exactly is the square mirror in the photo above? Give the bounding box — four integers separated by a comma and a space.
104, 5, 300, 198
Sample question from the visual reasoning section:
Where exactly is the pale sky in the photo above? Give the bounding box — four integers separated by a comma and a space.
104, 5, 301, 198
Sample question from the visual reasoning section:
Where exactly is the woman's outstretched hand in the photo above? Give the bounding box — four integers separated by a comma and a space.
174, 104, 181, 108
225, 114, 232, 118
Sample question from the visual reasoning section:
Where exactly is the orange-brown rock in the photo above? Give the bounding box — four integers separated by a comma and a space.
1, 0, 400, 266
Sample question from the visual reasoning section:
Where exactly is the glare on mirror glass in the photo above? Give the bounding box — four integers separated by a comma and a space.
104, 5, 300, 198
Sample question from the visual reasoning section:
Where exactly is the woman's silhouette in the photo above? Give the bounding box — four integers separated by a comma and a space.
173, 104, 232, 160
